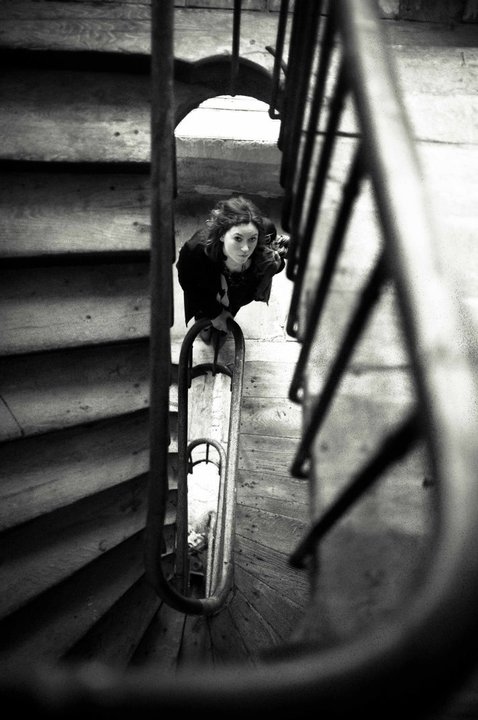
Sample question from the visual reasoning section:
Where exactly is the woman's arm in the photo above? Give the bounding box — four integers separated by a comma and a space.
176, 242, 224, 323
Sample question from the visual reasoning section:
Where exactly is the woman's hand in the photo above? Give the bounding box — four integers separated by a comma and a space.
211, 309, 232, 333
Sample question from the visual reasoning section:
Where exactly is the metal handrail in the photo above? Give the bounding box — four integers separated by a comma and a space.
176, 317, 244, 612
147, 314, 244, 616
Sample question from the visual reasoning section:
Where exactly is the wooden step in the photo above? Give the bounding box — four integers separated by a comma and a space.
0, 262, 152, 355
0, 341, 166, 441
0, 410, 177, 531
0, 532, 147, 669
0, 2, 284, 75
129, 600, 186, 672
62, 575, 161, 670
0, 170, 152, 258
0, 477, 150, 620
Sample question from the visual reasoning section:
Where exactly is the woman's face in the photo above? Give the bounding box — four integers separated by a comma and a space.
221, 222, 258, 265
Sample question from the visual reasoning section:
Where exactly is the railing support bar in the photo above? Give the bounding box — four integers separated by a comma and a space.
268, 0, 290, 120
288, 10, 337, 245
291, 251, 387, 478
286, 62, 349, 337
231, 0, 242, 96
145, 0, 177, 602
280, 1, 323, 226
289, 143, 365, 402
290, 410, 420, 568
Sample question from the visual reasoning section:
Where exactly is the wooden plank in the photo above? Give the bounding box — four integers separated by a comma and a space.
234, 564, 305, 642
396, 0, 464, 23
303, 388, 432, 644
0, 172, 152, 258
227, 584, 281, 656
238, 432, 299, 476
234, 534, 310, 608
0, 411, 152, 530
242, 360, 296, 398
0, 475, 150, 618
0, 70, 151, 163
178, 614, 214, 668
0, 1, 152, 22
309, 394, 431, 533
0, 532, 146, 670
130, 602, 185, 672
207, 605, 254, 666
0, 341, 167, 440
240, 397, 302, 438
0, 4, 285, 72
311, 523, 431, 642
0, 17, 151, 55
63, 575, 160, 669
0, 396, 20, 439
385, 18, 478, 47
0, 263, 151, 355
237, 469, 308, 521
235, 504, 307, 555
302, 293, 410, 392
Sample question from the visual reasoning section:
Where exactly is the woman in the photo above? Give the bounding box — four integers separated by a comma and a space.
176, 195, 287, 345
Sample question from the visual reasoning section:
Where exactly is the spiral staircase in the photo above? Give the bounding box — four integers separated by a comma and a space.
1, 1, 478, 717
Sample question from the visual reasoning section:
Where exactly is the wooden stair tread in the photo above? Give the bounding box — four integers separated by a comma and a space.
0, 532, 146, 669
0, 341, 166, 441
0, 479, 149, 619
0, 4, 282, 74
0, 412, 155, 530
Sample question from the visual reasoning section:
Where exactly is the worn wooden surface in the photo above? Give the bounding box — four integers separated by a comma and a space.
0, 532, 147, 669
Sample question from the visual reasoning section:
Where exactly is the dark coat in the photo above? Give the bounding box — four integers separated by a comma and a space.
176, 230, 284, 324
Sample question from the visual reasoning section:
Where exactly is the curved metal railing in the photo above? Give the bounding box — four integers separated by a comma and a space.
147, 315, 245, 616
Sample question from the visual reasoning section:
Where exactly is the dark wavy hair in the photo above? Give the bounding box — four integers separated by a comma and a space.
203, 195, 279, 274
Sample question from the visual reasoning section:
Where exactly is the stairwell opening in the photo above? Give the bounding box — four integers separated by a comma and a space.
173, 94, 285, 594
